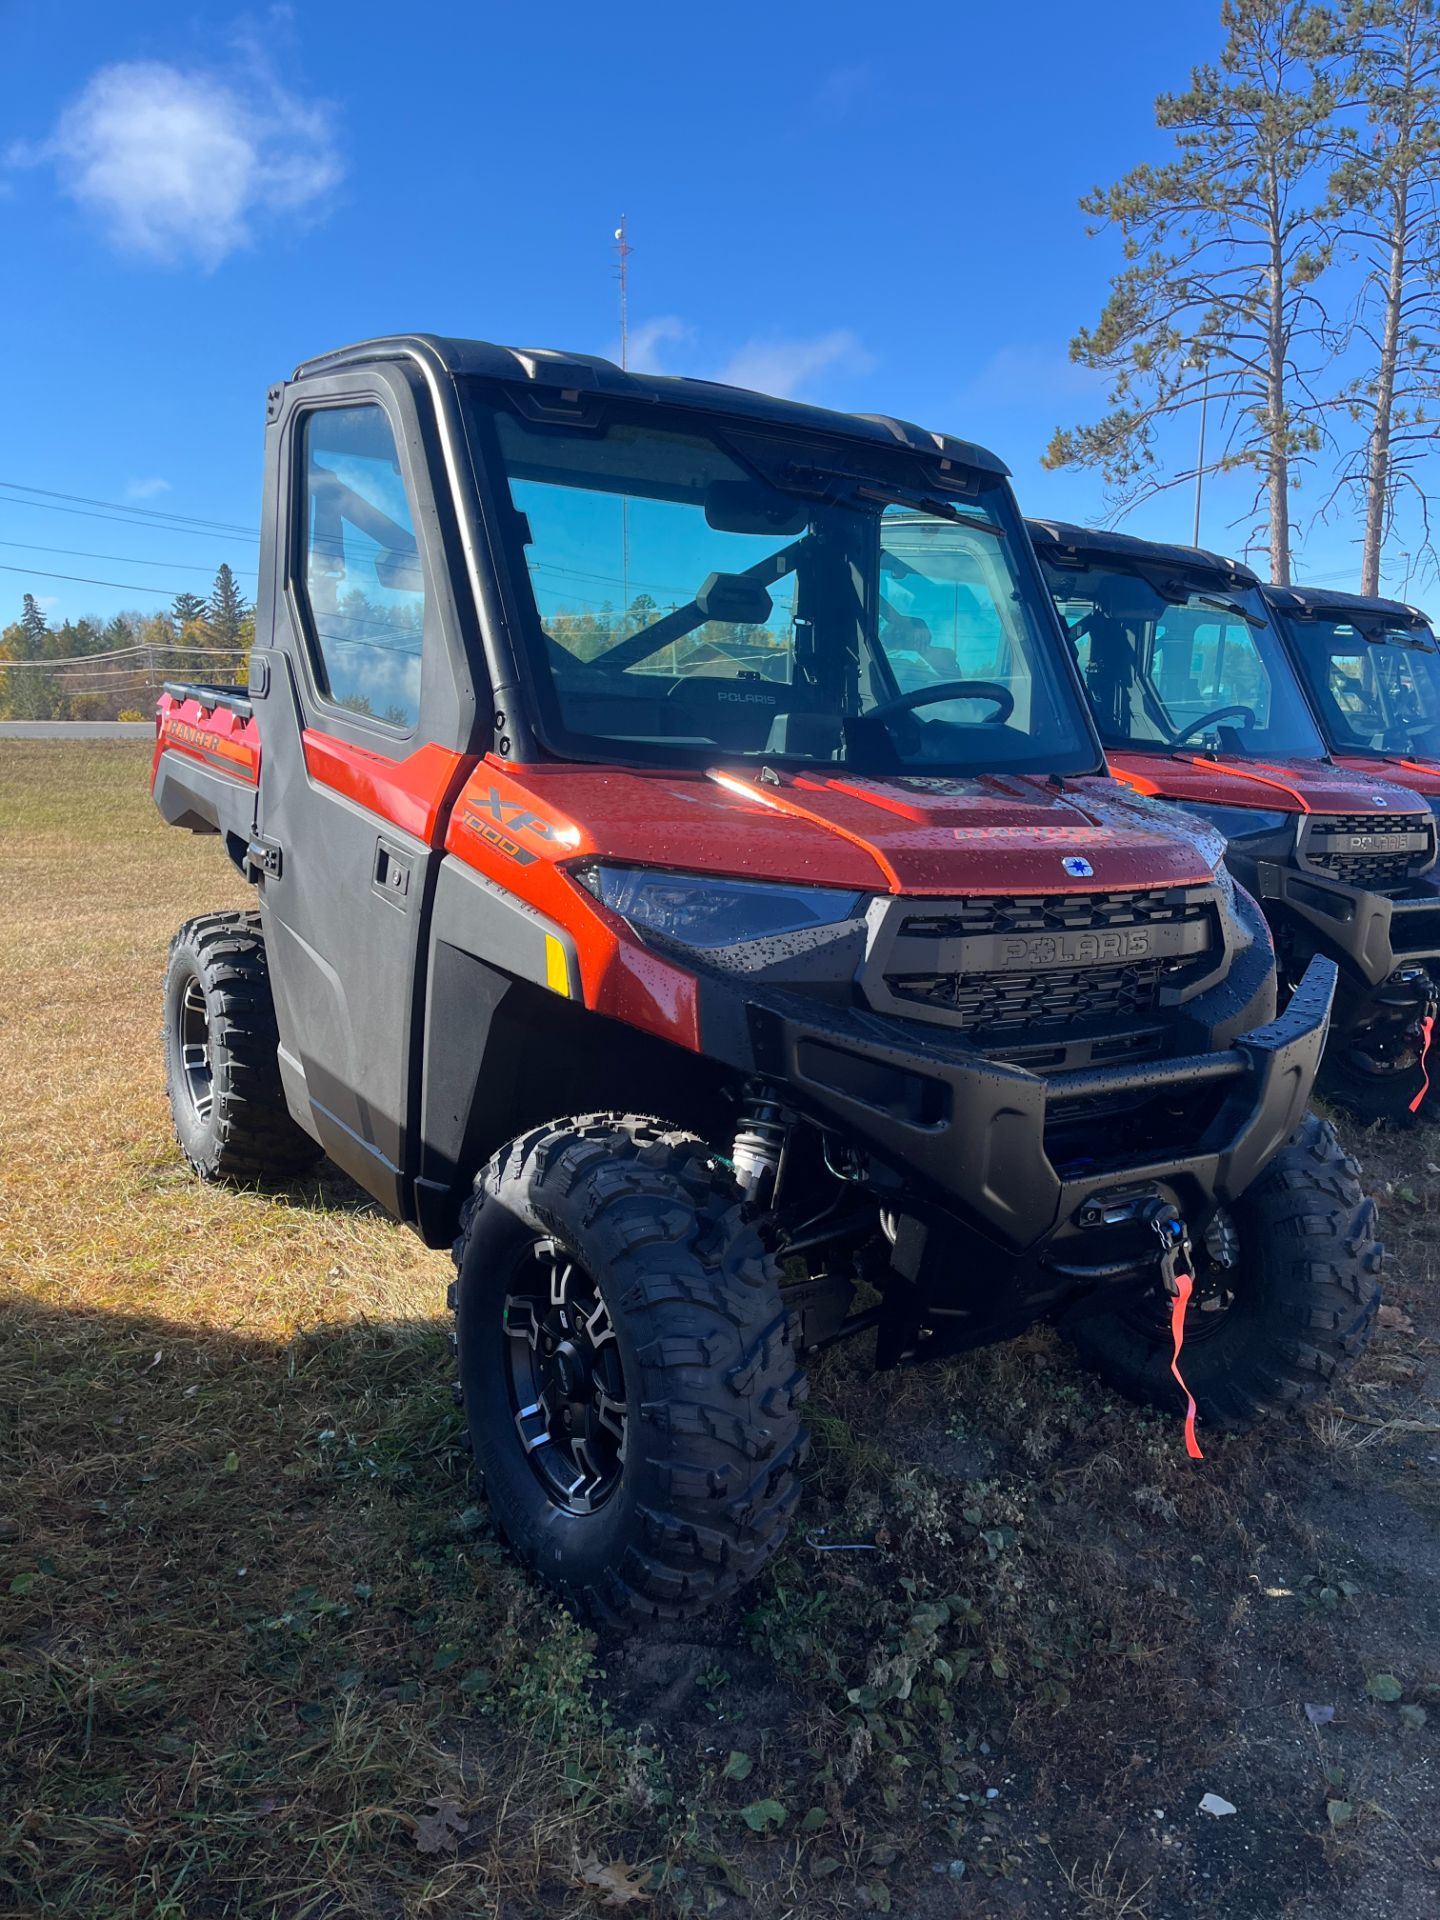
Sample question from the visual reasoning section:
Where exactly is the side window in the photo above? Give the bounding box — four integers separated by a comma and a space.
299, 405, 426, 729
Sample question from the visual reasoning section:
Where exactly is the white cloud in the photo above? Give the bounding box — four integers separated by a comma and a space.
714, 329, 875, 400
10, 56, 342, 268
125, 476, 171, 500
963, 344, 1108, 407
621, 315, 694, 375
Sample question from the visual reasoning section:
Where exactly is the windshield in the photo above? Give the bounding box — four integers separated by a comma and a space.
464, 392, 1099, 776
1037, 558, 1327, 760
1281, 614, 1440, 760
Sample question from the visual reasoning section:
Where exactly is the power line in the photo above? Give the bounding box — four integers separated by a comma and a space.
0, 648, 242, 672
0, 538, 258, 578
0, 645, 241, 669
0, 494, 262, 543
0, 479, 258, 539
0, 561, 192, 596
51, 663, 239, 682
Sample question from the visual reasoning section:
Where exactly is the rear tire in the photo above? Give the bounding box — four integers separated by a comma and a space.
451, 1116, 807, 1624
163, 912, 322, 1183
1067, 1113, 1382, 1429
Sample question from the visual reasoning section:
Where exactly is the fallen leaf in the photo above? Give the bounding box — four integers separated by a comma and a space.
1399, 1703, 1428, 1730
740, 1798, 788, 1833
1366, 1672, 1403, 1703
1198, 1793, 1236, 1817
575, 1856, 651, 1906
1378, 1305, 1415, 1334
414, 1798, 468, 1855
1327, 1798, 1354, 1828
722, 1750, 753, 1781
1304, 1703, 1336, 1726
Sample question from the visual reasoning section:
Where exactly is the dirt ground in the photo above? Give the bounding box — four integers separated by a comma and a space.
2, 741, 1437, 1920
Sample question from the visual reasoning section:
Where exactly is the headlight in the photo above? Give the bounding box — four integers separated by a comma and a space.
575, 865, 866, 950
1176, 804, 1293, 842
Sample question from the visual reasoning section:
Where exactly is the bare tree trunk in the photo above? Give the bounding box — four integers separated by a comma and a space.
1267, 208, 1292, 585
1360, 3, 1417, 606
1362, 217, 1405, 596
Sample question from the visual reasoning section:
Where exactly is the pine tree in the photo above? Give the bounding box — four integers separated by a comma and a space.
1328, 0, 1440, 592
19, 594, 49, 657
172, 591, 207, 627
1045, 0, 1343, 583
206, 565, 250, 648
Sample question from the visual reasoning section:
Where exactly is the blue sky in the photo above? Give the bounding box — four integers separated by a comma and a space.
1, 0, 1424, 632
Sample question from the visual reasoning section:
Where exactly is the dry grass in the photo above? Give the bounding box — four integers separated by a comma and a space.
3, 742, 1439, 1920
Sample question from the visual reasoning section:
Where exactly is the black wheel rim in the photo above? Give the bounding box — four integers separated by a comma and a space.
503, 1237, 627, 1515
176, 975, 214, 1126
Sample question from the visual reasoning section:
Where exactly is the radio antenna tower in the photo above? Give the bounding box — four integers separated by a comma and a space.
614, 215, 633, 613
614, 214, 632, 368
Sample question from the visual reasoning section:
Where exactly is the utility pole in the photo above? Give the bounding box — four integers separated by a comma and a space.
614, 216, 633, 620
1184, 352, 1210, 550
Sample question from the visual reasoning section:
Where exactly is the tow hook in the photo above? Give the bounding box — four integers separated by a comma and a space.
1148, 1201, 1204, 1462
1147, 1201, 1192, 1300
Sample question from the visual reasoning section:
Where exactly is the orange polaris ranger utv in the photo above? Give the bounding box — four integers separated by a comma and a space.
152, 337, 1378, 1619
1264, 583, 1440, 807
1030, 523, 1440, 1126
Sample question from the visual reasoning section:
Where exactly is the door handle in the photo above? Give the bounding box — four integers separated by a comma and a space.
245, 836, 283, 880
373, 839, 412, 900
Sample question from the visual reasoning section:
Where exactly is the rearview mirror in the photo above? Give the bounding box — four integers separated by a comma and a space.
704, 481, 808, 537
695, 571, 774, 625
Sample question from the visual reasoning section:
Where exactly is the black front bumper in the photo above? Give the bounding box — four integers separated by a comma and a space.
737, 955, 1336, 1257
1252, 859, 1440, 992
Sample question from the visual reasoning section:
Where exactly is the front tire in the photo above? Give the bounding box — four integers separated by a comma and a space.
1067, 1113, 1382, 1430
163, 913, 322, 1183
451, 1116, 807, 1624
1318, 1045, 1434, 1127
1317, 971, 1438, 1127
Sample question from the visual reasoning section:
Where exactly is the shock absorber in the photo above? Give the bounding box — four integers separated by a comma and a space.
731, 1082, 789, 1200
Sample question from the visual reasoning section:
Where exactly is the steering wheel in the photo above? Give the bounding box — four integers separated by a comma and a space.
866, 680, 1016, 724
1172, 704, 1257, 746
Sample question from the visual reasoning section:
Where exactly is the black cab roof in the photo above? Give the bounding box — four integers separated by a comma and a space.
1263, 582, 1433, 627
288, 332, 1009, 478
1026, 518, 1260, 589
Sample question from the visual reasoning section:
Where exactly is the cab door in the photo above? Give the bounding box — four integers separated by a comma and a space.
249, 368, 481, 1214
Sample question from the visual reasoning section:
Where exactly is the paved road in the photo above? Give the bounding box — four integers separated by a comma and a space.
0, 721, 152, 739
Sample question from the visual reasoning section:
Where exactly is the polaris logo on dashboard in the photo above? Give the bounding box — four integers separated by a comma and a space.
1000, 931, 1151, 967
716, 689, 778, 705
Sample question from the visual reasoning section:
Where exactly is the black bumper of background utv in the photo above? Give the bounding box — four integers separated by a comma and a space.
1250, 858, 1440, 994
722, 954, 1337, 1259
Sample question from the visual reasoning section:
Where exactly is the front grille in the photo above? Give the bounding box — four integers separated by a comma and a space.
890, 957, 1173, 1029
1303, 813, 1432, 892
897, 889, 1208, 941
878, 888, 1215, 1041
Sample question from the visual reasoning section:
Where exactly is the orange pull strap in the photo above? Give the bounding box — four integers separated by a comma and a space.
1169, 1268, 1204, 1461
1409, 1012, 1435, 1115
